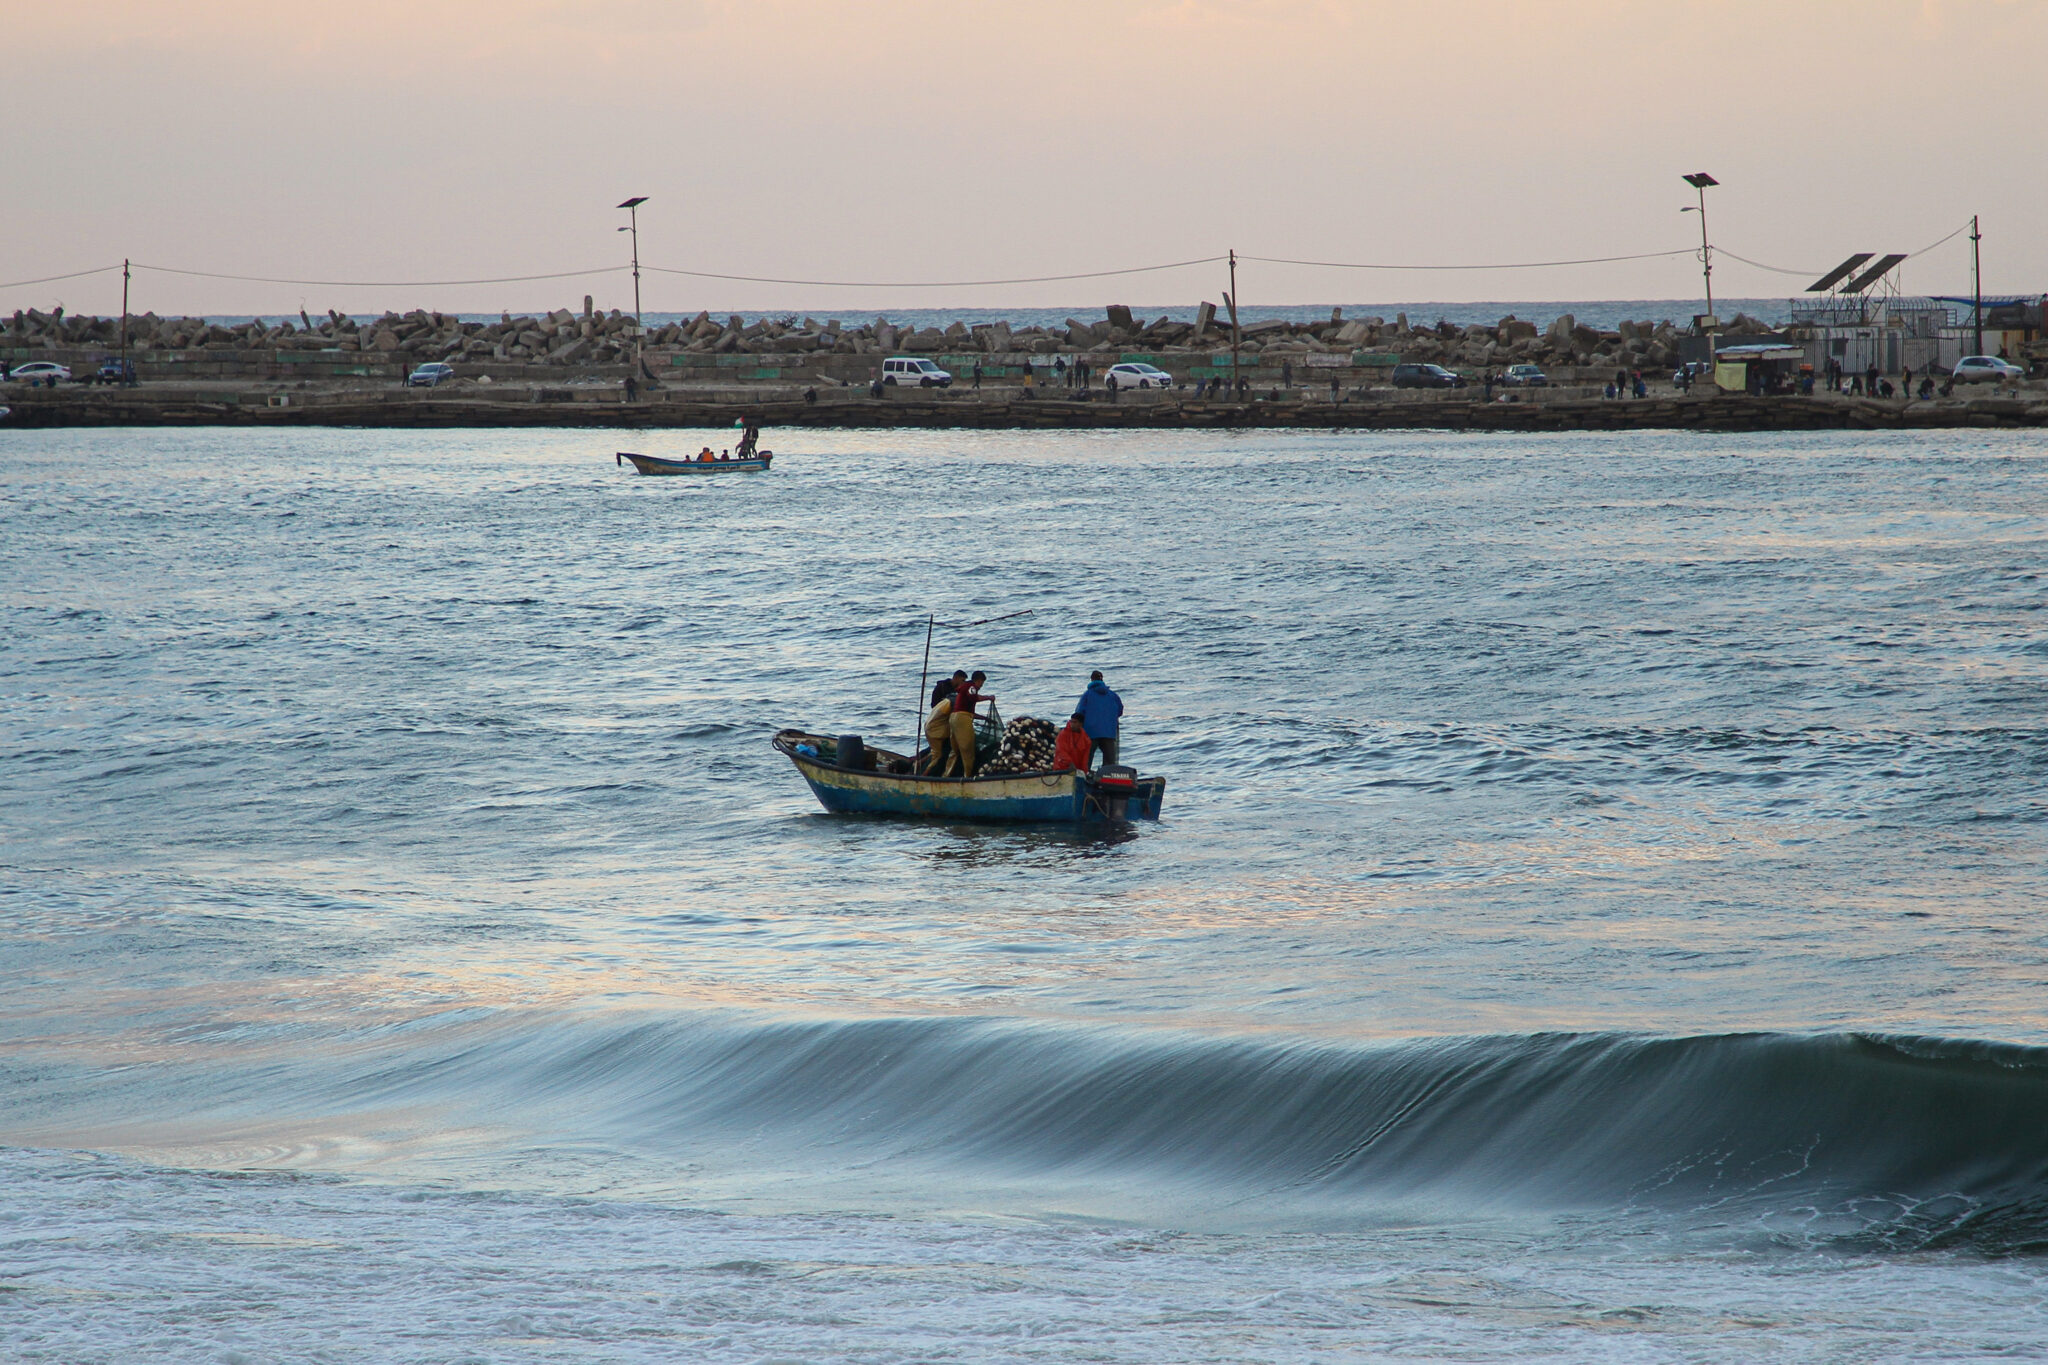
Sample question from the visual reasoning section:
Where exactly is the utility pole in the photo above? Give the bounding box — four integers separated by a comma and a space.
617, 196, 648, 373
1682, 173, 1719, 327
119, 258, 130, 373
1226, 248, 1241, 397
1970, 214, 1983, 356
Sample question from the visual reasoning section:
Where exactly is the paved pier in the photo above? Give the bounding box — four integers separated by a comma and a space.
5, 383, 2046, 432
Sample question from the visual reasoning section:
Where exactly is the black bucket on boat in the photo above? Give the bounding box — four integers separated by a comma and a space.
837, 734, 867, 771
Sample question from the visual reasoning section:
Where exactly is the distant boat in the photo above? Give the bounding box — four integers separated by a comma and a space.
774, 729, 1165, 824
617, 450, 772, 475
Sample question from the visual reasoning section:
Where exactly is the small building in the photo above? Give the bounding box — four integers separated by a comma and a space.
1786, 296, 1956, 377
1713, 343, 1806, 394
1929, 294, 2045, 361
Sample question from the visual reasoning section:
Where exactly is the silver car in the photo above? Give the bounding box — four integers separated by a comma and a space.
1952, 355, 2023, 383
6, 361, 71, 386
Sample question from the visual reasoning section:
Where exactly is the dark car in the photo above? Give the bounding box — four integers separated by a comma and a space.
406, 362, 457, 388
1391, 363, 1464, 389
94, 358, 138, 386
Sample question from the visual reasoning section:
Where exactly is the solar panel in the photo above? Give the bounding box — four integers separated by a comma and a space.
1842, 253, 1908, 294
1806, 254, 1873, 293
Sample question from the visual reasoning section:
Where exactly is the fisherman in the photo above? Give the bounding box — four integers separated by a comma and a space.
946, 670, 990, 779
1076, 669, 1123, 769
931, 669, 967, 707
698, 446, 715, 462
921, 693, 957, 777
1054, 712, 1092, 772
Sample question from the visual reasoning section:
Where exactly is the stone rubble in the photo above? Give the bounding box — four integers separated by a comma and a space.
3, 301, 1782, 376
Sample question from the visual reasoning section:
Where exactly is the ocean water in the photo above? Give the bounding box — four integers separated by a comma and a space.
3, 423, 2046, 1362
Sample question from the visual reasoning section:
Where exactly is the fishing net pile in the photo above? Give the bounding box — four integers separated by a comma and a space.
980, 716, 1059, 775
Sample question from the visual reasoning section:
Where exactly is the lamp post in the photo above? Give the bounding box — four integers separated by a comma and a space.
617, 195, 647, 371
1681, 172, 1718, 329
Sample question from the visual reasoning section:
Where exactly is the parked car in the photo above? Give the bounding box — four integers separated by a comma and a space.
1672, 361, 1711, 385
1104, 362, 1173, 391
882, 357, 952, 388
1390, 363, 1463, 389
406, 362, 457, 388
94, 358, 138, 386
1500, 364, 1548, 387
1952, 355, 2023, 384
6, 361, 71, 386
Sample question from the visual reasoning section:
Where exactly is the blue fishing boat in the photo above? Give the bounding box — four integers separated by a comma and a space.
617, 450, 772, 475
773, 729, 1165, 824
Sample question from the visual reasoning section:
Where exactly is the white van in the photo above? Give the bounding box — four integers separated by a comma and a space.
882, 357, 953, 388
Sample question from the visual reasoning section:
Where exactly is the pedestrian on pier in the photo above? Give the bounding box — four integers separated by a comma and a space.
973, 363, 983, 389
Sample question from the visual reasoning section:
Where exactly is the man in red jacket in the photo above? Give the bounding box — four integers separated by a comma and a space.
1054, 712, 1093, 772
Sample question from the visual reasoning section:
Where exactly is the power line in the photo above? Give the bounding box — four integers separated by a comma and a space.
638, 256, 1227, 289
1716, 220, 1976, 281
0, 265, 123, 290
1712, 249, 1817, 278
1241, 248, 1697, 271
1908, 219, 1973, 258
130, 263, 625, 288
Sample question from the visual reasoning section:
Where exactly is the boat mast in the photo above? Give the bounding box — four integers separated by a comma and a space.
915, 612, 935, 757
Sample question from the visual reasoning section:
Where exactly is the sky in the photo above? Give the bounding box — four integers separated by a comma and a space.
3, 0, 2042, 320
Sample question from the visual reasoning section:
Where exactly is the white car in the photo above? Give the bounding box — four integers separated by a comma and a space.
1952, 355, 2023, 383
7, 361, 71, 385
1104, 362, 1173, 391
881, 357, 952, 388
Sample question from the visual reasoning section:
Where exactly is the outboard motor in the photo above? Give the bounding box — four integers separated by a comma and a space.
837, 734, 867, 771
1092, 764, 1137, 819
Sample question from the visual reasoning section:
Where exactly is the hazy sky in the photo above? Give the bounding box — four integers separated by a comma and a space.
5, 0, 2042, 318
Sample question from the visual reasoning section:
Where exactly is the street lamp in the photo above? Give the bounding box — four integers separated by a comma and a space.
617, 195, 647, 371
1680, 172, 1718, 328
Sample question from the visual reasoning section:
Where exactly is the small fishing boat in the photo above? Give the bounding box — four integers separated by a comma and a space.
773, 729, 1165, 824
617, 450, 772, 475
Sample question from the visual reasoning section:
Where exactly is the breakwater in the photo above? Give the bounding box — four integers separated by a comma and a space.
5, 300, 1776, 386
8, 383, 2046, 432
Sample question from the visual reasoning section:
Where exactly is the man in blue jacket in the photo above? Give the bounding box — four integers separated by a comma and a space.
1076, 670, 1124, 769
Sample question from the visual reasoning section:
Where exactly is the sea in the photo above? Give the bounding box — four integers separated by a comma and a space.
3, 419, 2046, 1362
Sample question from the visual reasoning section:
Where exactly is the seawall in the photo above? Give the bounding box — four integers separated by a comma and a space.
8, 384, 2045, 433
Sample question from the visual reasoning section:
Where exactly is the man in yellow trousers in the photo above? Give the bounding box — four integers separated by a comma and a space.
943, 670, 991, 779
921, 694, 956, 777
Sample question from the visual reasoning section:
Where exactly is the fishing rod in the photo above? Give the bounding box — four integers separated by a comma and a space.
915, 609, 1035, 758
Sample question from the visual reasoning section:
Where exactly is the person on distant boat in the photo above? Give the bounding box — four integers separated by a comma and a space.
718, 449, 730, 461
921, 694, 957, 777
1076, 670, 1123, 769
698, 446, 715, 462
931, 669, 967, 708
1054, 712, 1092, 772
946, 670, 990, 779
